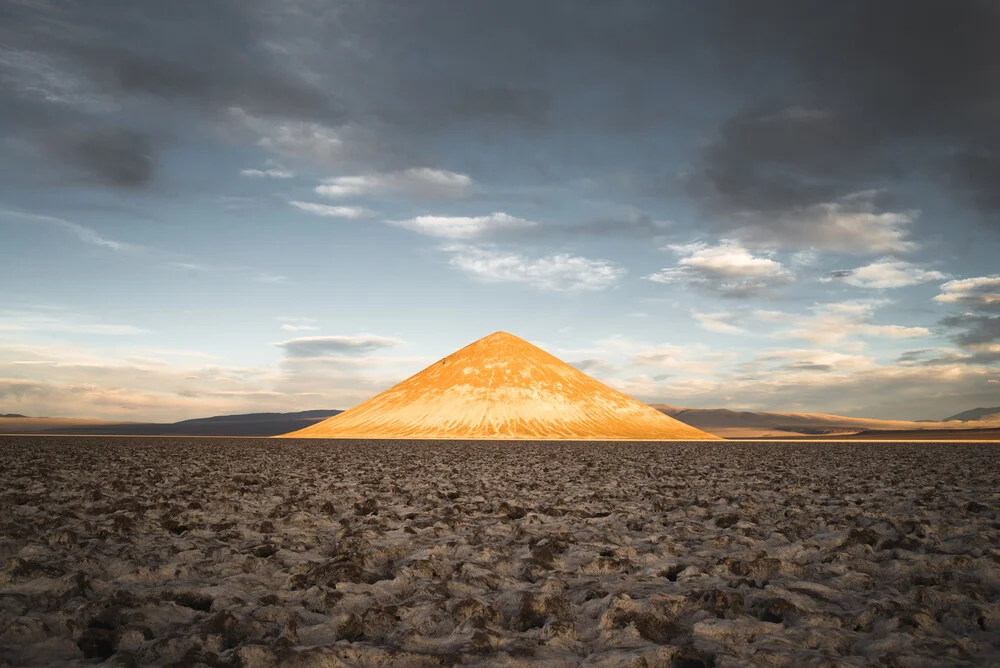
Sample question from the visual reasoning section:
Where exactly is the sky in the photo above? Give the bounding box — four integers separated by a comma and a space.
1, 0, 999, 422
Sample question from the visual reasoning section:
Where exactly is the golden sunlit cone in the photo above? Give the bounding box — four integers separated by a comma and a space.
279, 331, 720, 440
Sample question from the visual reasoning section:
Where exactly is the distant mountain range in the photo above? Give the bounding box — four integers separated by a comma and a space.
650, 405, 1000, 439
2, 405, 999, 439
944, 406, 1000, 422
0, 410, 342, 437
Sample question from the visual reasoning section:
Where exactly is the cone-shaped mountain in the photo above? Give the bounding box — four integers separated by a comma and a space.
279, 331, 720, 440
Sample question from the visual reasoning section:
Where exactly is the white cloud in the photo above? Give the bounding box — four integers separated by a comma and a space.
568, 336, 725, 377
169, 262, 208, 271
0, 309, 147, 336
1, 209, 139, 252
258, 122, 343, 163
281, 323, 319, 332
692, 311, 745, 335
934, 275, 1000, 311
289, 201, 374, 219
241, 168, 295, 178
389, 212, 537, 239
736, 191, 918, 254
0, 341, 420, 422
825, 257, 949, 289
317, 168, 473, 199
754, 348, 877, 373
646, 239, 794, 296
442, 244, 624, 292
779, 300, 930, 346
255, 273, 288, 284
228, 107, 347, 164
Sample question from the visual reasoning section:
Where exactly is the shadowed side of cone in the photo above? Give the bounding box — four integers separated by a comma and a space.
278, 331, 720, 440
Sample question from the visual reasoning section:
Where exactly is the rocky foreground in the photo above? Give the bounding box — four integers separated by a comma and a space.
1, 437, 999, 667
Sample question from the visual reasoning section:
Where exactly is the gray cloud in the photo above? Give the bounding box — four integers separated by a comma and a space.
3, 0, 999, 225
569, 359, 607, 373
47, 127, 156, 188
684, 1, 1000, 230
0, 0, 342, 188
949, 148, 1000, 214
274, 335, 403, 358
934, 275, 1000, 355
519, 213, 672, 241
896, 349, 936, 364
941, 315, 1000, 347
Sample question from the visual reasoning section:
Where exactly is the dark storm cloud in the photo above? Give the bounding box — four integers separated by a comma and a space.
0, 0, 340, 120
3, 0, 999, 215
0, 0, 342, 188
684, 0, 1000, 226
684, 105, 869, 217
949, 148, 1000, 214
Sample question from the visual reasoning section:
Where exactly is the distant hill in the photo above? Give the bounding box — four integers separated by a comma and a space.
650, 404, 1000, 438
0, 417, 142, 433
945, 407, 1000, 422
2, 410, 343, 437
0, 413, 26, 418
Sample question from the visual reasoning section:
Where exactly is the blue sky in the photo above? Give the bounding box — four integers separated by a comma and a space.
1, 0, 999, 421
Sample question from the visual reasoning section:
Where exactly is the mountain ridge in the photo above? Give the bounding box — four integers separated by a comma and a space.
944, 406, 1000, 422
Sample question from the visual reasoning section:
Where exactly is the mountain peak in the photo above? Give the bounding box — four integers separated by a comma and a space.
280, 331, 719, 440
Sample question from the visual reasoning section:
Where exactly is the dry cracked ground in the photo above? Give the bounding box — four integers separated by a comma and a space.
1, 437, 999, 667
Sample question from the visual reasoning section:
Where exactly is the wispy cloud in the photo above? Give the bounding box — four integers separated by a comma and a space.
317, 168, 473, 199
289, 201, 374, 219
229, 108, 347, 165
255, 272, 288, 284
442, 244, 624, 292
692, 311, 746, 335
278, 317, 319, 333
389, 212, 537, 239
0, 309, 148, 336
1, 209, 140, 252
780, 300, 930, 346
241, 167, 295, 178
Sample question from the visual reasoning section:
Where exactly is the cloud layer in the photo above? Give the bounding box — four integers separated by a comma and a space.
442, 245, 624, 292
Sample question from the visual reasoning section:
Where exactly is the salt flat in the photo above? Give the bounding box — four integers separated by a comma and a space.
1, 437, 998, 667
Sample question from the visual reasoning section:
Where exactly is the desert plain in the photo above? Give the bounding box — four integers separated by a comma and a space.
2, 436, 999, 667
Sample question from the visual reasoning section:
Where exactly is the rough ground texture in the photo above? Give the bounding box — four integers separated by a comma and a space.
1, 437, 999, 667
